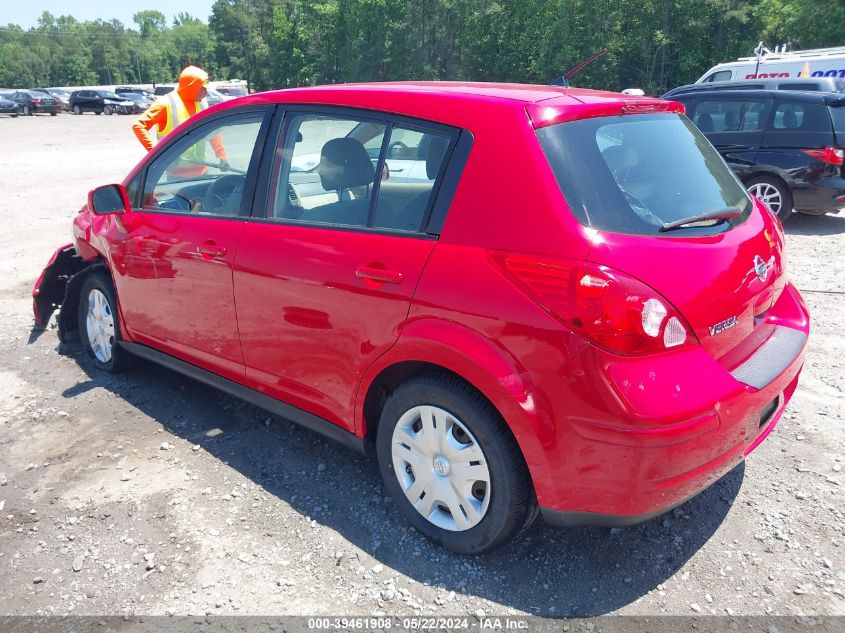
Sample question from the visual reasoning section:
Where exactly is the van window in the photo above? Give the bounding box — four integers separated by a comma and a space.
704, 70, 733, 83
537, 113, 751, 237
778, 83, 820, 92
771, 102, 830, 132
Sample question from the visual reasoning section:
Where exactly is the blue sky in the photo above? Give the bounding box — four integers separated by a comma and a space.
4, 1, 216, 29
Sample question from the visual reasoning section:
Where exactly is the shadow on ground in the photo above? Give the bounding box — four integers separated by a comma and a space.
785, 212, 845, 236
59, 347, 742, 617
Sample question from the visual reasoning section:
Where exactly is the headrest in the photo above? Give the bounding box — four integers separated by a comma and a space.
724, 110, 739, 130
425, 135, 450, 180
319, 138, 375, 190
697, 113, 714, 132
783, 109, 798, 129
602, 145, 638, 175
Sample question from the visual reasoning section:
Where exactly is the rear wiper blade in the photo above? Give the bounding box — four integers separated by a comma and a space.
658, 208, 741, 233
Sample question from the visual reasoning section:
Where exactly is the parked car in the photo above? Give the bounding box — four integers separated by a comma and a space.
116, 86, 154, 99
69, 90, 135, 115
8, 90, 60, 116
33, 82, 809, 554
215, 85, 248, 97
0, 95, 20, 117
36, 87, 72, 111
671, 89, 845, 220
120, 92, 154, 114
205, 87, 230, 106
663, 77, 845, 99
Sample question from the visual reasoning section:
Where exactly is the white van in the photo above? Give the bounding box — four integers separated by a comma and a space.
696, 45, 845, 83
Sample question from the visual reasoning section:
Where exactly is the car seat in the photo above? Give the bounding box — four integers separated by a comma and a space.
309, 138, 377, 226
378, 135, 450, 232
697, 113, 714, 133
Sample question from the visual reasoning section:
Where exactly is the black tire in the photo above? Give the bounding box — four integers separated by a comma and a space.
23, 105, 31, 116
746, 174, 793, 223
76, 271, 133, 373
73, 105, 81, 115
104, 105, 113, 116
50, 111, 57, 116
95, 110, 102, 115
11, 114, 17, 118
376, 374, 534, 554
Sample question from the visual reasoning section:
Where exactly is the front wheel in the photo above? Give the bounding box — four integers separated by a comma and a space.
77, 272, 133, 372
73, 105, 81, 115
50, 111, 57, 116
104, 105, 113, 115
746, 175, 793, 223
376, 374, 535, 554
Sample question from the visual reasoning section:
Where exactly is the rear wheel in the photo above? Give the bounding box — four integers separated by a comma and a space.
23, 105, 31, 116
77, 272, 132, 373
50, 111, 57, 116
376, 374, 535, 554
72, 105, 81, 115
746, 175, 793, 223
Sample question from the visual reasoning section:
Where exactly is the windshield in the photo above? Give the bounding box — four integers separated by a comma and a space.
537, 113, 752, 236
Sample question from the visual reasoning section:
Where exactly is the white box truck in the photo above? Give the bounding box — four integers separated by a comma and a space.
696, 45, 845, 83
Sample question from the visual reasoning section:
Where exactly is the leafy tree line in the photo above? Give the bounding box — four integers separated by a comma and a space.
1, 0, 842, 94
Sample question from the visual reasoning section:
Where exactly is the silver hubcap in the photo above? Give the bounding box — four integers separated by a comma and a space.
748, 182, 782, 214
391, 405, 491, 532
85, 288, 115, 363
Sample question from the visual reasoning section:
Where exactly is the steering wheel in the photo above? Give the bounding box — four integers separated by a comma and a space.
203, 175, 246, 213
389, 140, 409, 158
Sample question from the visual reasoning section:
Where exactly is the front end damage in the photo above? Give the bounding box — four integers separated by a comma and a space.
32, 244, 99, 342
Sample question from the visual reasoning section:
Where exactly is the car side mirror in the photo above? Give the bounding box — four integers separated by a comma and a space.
89, 184, 131, 215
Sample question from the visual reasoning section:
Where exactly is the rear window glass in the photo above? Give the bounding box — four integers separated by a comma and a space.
537, 113, 752, 236
772, 102, 830, 132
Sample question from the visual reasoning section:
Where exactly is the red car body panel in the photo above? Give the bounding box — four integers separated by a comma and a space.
35, 81, 810, 524
233, 223, 436, 432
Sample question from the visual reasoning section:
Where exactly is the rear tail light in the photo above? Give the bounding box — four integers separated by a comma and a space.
32, 99, 42, 105
490, 253, 697, 356
801, 147, 844, 166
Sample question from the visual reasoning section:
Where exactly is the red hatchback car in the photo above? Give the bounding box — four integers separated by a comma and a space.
33, 83, 810, 553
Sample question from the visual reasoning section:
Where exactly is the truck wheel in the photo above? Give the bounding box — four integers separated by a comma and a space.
77, 272, 133, 373
376, 374, 535, 554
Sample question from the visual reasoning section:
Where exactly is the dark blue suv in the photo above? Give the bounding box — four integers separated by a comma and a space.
672, 89, 845, 221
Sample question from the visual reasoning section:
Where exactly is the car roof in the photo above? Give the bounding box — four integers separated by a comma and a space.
664, 78, 845, 98
209, 81, 668, 127
671, 88, 845, 105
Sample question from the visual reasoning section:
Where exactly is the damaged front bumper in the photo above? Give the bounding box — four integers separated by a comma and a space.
32, 244, 89, 339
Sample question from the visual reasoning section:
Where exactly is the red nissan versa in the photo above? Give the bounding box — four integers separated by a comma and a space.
32, 83, 810, 554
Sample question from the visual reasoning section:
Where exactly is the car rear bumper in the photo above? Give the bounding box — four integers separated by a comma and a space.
792, 178, 845, 212
531, 282, 809, 525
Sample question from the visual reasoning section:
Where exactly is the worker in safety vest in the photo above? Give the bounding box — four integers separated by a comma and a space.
132, 65, 228, 177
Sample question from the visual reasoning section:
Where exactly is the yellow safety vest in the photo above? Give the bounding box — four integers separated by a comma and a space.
156, 92, 207, 141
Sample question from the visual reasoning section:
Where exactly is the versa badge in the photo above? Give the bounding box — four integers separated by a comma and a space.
709, 315, 738, 336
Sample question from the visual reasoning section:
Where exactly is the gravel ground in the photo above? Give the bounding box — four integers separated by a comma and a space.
0, 114, 843, 618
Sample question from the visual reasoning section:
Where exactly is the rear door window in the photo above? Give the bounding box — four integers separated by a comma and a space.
762, 98, 834, 148
537, 113, 752, 236
692, 98, 769, 133
269, 112, 452, 234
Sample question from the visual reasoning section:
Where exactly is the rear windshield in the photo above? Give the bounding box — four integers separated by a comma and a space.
537, 113, 752, 236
